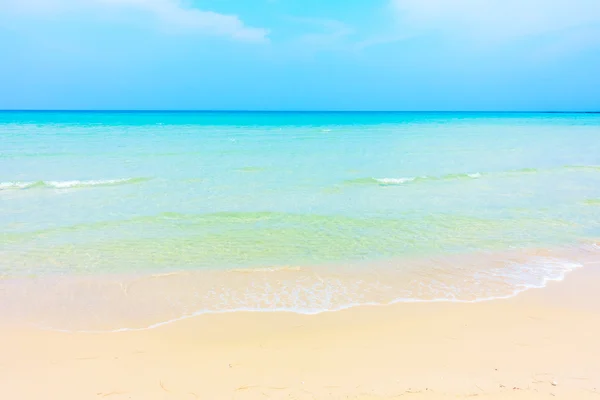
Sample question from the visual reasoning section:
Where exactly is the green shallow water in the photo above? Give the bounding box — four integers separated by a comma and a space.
1, 211, 584, 275
2, 112, 600, 276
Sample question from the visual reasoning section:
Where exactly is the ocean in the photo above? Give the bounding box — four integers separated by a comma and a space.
1, 111, 599, 331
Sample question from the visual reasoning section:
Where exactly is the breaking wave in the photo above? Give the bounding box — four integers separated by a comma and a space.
343, 165, 600, 187
0, 177, 150, 190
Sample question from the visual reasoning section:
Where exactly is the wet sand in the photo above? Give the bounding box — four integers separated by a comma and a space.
0, 246, 593, 332
1, 262, 600, 399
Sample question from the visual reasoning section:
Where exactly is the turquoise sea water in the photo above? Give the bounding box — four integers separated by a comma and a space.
1, 111, 600, 330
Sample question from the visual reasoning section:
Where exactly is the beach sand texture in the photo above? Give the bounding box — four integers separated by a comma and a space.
1, 262, 599, 400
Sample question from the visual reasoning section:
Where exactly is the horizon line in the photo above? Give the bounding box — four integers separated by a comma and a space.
0, 110, 598, 113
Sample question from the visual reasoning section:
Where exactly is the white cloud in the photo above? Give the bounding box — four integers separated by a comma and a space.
0, 0, 268, 42
391, 0, 600, 42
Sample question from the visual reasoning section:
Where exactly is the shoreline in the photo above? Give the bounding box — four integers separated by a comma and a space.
1, 262, 600, 399
1, 244, 598, 332
29, 261, 588, 334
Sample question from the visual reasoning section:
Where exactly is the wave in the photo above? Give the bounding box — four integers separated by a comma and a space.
342, 165, 600, 187
376, 177, 417, 185
344, 172, 482, 186
565, 165, 600, 171
0, 177, 150, 190
3, 165, 596, 191
9, 254, 587, 333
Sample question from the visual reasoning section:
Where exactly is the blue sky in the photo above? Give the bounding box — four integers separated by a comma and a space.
1, 0, 599, 110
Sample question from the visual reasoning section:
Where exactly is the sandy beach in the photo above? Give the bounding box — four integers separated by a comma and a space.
3, 0, 600, 394
1, 259, 599, 400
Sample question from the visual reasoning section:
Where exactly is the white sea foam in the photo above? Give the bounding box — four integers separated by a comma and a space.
0, 181, 33, 189
375, 177, 416, 184
485, 257, 582, 291
373, 172, 480, 185
0, 178, 146, 190
9, 256, 585, 333
46, 179, 129, 188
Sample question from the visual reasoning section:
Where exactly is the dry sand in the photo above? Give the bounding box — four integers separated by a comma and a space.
1, 263, 600, 399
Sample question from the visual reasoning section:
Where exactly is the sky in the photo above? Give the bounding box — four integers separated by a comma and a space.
1, 0, 600, 111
